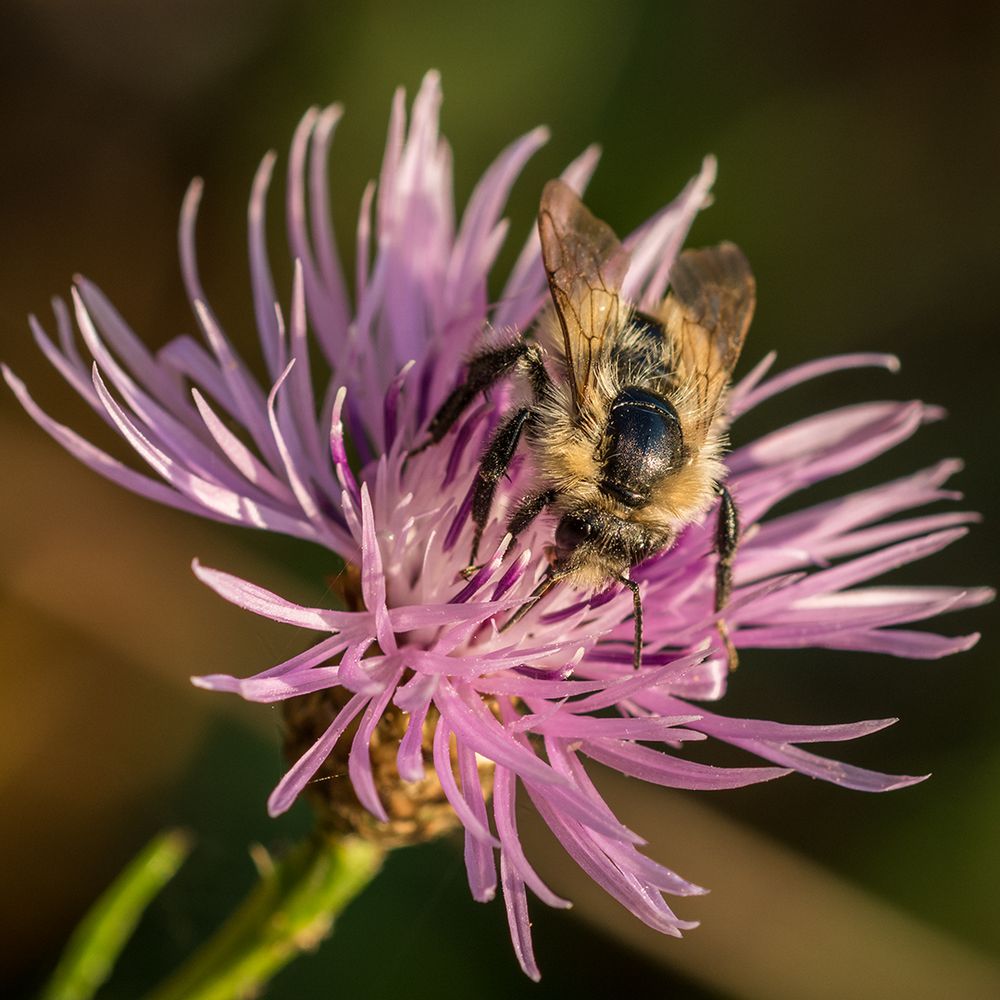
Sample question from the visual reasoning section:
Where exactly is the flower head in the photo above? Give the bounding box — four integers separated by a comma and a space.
5, 71, 991, 980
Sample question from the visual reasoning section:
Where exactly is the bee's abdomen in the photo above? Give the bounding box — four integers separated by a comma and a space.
600, 386, 683, 508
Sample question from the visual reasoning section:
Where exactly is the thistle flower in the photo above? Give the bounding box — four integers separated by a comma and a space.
5, 71, 991, 980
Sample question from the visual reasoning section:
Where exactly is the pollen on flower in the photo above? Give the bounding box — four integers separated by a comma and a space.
6, 69, 991, 981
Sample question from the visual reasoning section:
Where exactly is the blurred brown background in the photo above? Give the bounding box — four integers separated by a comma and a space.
2, 2, 998, 998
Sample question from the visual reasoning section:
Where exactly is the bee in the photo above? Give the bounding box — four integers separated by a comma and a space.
414, 179, 756, 669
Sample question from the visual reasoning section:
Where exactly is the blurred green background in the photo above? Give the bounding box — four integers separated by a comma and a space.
2, 2, 998, 998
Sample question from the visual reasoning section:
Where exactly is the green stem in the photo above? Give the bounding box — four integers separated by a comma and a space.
42, 828, 194, 1000
144, 834, 383, 1000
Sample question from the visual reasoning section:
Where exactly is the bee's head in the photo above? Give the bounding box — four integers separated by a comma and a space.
554, 512, 599, 563
553, 508, 657, 581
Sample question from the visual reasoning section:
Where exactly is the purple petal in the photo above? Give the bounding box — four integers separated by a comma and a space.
28, 311, 105, 420
565, 650, 710, 714
192, 633, 348, 687
265, 361, 333, 539
435, 680, 642, 843
493, 143, 602, 332
546, 737, 707, 897
524, 782, 691, 936
442, 402, 491, 488
309, 106, 351, 309
728, 350, 776, 403
500, 853, 540, 982
157, 335, 236, 414
191, 387, 295, 502
626, 155, 717, 307
286, 105, 350, 364
722, 739, 928, 792
583, 740, 791, 791
396, 694, 433, 782
731, 353, 900, 417
733, 628, 981, 659
471, 673, 610, 698
359, 485, 397, 655
329, 386, 362, 509
267, 692, 369, 816
75, 276, 191, 413
3, 365, 223, 521
731, 404, 940, 516
691, 713, 898, 745
388, 598, 521, 631
518, 712, 704, 741
179, 182, 280, 467
493, 764, 570, 909
446, 126, 549, 328
458, 739, 498, 901
431, 719, 500, 846
348, 667, 405, 822
247, 151, 284, 380
286, 262, 342, 506
74, 290, 247, 490
745, 528, 970, 619
192, 560, 363, 631
331, 640, 377, 693
192, 666, 340, 702
751, 459, 965, 548
383, 360, 415, 450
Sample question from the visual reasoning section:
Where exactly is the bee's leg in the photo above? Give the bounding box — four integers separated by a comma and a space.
507, 489, 558, 543
500, 568, 565, 633
412, 338, 543, 454
714, 482, 740, 669
617, 575, 643, 670
468, 407, 533, 567
521, 344, 553, 402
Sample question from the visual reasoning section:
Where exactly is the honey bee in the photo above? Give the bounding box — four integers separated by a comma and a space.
415, 180, 756, 669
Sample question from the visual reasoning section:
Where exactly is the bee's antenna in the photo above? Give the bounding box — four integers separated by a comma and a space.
617, 575, 643, 670
500, 569, 564, 634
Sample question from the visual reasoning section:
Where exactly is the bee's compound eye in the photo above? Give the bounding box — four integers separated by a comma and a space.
555, 514, 596, 555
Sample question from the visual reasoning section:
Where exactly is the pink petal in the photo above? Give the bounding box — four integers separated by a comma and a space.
192, 560, 364, 631
500, 853, 540, 981
3, 365, 221, 521
458, 739, 498, 902
583, 740, 791, 791
396, 693, 434, 782
731, 353, 900, 417
348, 667, 405, 821
267, 692, 369, 816
431, 719, 499, 847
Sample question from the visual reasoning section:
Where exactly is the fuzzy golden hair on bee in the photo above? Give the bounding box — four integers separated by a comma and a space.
415, 179, 756, 669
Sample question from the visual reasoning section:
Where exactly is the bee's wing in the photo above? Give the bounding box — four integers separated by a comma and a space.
538, 180, 630, 412
661, 242, 756, 444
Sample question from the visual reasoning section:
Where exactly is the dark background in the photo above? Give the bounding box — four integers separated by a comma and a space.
2, 2, 998, 998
